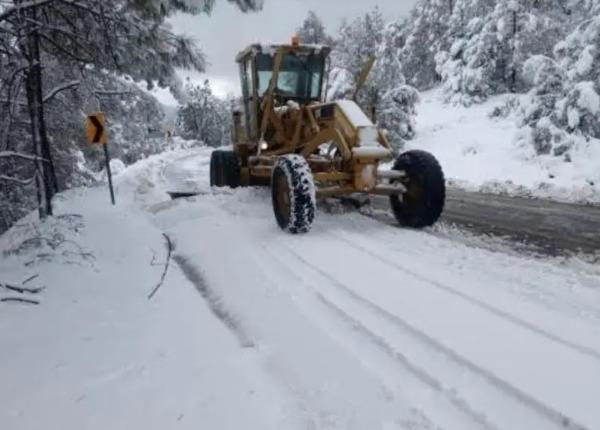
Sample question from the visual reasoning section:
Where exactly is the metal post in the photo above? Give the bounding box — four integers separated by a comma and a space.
103, 144, 115, 205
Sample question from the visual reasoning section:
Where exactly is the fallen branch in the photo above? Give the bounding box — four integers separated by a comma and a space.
148, 233, 173, 300
22, 274, 39, 285
1, 297, 40, 305
0, 283, 45, 294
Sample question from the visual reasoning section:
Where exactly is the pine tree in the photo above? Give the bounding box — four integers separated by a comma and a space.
328, 9, 419, 150
297, 11, 333, 45
329, 7, 385, 100
399, 0, 456, 90
436, 0, 571, 105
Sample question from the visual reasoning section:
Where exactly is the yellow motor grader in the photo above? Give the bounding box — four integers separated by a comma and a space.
210, 39, 445, 233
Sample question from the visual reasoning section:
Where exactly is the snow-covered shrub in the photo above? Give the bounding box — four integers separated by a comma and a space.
109, 159, 127, 176
518, 55, 565, 126
557, 82, 600, 136
379, 86, 420, 150
529, 117, 573, 155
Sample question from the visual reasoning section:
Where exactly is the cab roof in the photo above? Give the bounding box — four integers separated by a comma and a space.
235, 43, 331, 63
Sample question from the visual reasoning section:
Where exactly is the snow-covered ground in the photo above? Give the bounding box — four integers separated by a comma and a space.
1, 147, 600, 430
406, 90, 600, 204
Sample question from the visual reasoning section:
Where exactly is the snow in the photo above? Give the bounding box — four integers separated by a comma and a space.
567, 107, 580, 128
575, 46, 595, 76
0, 150, 289, 430
575, 81, 600, 114
405, 89, 600, 204
358, 126, 381, 147
352, 147, 393, 158
2, 146, 600, 430
521, 55, 554, 87
109, 158, 126, 175
134, 81, 179, 107
336, 100, 374, 127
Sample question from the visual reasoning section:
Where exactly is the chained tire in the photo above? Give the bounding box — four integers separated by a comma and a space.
390, 150, 445, 228
271, 155, 316, 234
210, 150, 241, 188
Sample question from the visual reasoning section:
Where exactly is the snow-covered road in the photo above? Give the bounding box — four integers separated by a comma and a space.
155, 150, 600, 430
2, 147, 599, 430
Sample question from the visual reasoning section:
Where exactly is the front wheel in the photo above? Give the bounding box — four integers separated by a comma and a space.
271, 155, 316, 234
210, 150, 240, 188
390, 150, 445, 228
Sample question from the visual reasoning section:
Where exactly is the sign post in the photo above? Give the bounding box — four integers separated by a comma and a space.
85, 112, 115, 205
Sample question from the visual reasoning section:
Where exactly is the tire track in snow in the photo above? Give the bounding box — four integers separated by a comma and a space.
328, 231, 600, 362
275, 243, 590, 430
173, 254, 255, 349
259, 245, 494, 430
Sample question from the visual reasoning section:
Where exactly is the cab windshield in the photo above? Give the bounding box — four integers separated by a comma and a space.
256, 53, 324, 100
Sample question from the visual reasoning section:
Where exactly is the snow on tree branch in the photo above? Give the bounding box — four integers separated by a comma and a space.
0, 151, 48, 163
42, 80, 79, 104
0, 174, 37, 186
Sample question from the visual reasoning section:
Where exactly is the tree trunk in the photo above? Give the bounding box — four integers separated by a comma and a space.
25, 71, 46, 219
510, 10, 518, 93
24, 5, 53, 217
29, 6, 58, 194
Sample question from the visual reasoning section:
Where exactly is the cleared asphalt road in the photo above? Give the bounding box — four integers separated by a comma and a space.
371, 189, 600, 256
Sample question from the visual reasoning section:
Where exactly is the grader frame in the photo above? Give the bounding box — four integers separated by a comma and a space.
211, 39, 445, 233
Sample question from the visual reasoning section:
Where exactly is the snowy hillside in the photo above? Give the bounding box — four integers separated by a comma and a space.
406, 90, 600, 204
2, 147, 600, 430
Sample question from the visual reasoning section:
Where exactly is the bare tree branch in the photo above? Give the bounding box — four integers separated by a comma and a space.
0, 174, 37, 185
0, 150, 47, 162
0, 0, 57, 23
42, 79, 79, 103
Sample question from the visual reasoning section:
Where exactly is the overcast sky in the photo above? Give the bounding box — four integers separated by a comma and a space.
169, 0, 417, 97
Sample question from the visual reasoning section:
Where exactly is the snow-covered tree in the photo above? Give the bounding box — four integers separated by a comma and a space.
296, 10, 333, 45
178, 81, 232, 147
379, 85, 420, 149
518, 6, 600, 155
0, 0, 262, 232
328, 9, 419, 150
330, 7, 386, 99
436, 0, 571, 105
399, 0, 456, 90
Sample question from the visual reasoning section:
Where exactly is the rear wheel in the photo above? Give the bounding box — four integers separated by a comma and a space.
210, 150, 240, 188
390, 150, 445, 228
271, 155, 316, 234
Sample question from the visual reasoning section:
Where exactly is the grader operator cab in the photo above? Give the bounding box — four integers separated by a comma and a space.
210, 39, 446, 233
